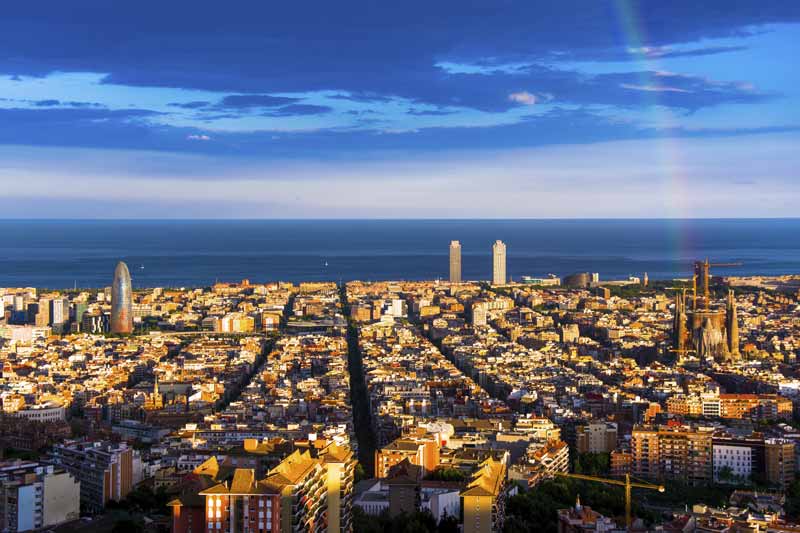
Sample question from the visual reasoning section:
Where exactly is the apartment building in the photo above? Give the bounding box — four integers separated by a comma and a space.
374, 434, 440, 479
461, 457, 507, 533
0, 461, 80, 532
178, 443, 355, 533
575, 421, 618, 454
50, 440, 134, 511
631, 424, 713, 486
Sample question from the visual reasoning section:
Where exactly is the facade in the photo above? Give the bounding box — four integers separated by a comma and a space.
631, 425, 713, 486
110, 261, 133, 334
374, 435, 440, 478
461, 457, 507, 533
10, 403, 66, 423
713, 443, 754, 484
319, 444, 355, 533
765, 439, 795, 489
0, 461, 80, 533
575, 422, 618, 454
199, 470, 282, 533
175, 444, 355, 533
449, 241, 462, 283
492, 240, 506, 286
51, 441, 134, 511
471, 302, 487, 327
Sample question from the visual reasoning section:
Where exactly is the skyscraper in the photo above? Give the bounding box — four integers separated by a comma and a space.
449, 240, 462, 283
492, 240, 506, 285
111, 261, 133, 334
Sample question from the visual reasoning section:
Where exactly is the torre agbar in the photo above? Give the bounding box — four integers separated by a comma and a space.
110, 261, 133, 334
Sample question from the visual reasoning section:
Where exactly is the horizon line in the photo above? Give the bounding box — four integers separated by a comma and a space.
2, 217, 800, 222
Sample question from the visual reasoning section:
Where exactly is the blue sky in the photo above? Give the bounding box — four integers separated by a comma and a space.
1, 1, 798, 217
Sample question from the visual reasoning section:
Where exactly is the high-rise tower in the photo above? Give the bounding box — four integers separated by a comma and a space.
726, 290, 740, 358
492, 240, 506, 285
111, 261, 133, 334
449, 241, 462, 283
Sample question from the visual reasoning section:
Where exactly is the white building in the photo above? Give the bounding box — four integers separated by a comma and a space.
713, 444, 752, 484
0, 461, 80, 532
12, 403, 66, 423
492, 240, 507, 285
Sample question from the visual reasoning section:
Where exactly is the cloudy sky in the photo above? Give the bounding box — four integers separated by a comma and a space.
1, 1, 798, 218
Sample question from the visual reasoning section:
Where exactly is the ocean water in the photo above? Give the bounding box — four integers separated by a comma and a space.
0, 219, 799, 288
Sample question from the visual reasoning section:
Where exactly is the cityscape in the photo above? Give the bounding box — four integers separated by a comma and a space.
2, 239, 800, 533
2, 1, 800, 532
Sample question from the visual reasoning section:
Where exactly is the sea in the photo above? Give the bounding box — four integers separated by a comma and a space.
0, 219, 799, 288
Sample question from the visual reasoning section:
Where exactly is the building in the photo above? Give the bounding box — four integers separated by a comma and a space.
319, 443, 356, 533
11, 403, 66, 423
563, 273, 591, 289
557, 497, 617, 533
461, 457, 507, 533
263, 449, 327, 533
111, 261, 133, 334
471, 302, 487, 328
51, 441, 134, 511
631, 425, 713, 486
492, 240, 506, 286
449, 241, 462, 283
374, 435, 440, 478
198, 469, 282, 533
575, 422, 618, 454
560, 324, 580, 344
34, 298, 50, 328
610, 450, 632, 477
0, 461, 80, 532
713, 440, 755, 485
385, 459, 422, 518
50, 298, 69, 332
82, 312, 109, 334
765, 439, 795, 489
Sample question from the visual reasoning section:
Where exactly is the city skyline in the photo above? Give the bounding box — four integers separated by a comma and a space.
1, 1, 799, 217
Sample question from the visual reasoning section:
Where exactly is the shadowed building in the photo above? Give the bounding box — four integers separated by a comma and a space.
449, 241, 462, 283
111, 261, 133, 334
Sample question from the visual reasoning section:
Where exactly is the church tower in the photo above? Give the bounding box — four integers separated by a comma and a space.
727, 290, 740, 358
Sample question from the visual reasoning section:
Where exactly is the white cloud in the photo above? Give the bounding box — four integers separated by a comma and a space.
620, 83, 692, 93
2, 132, 799, 218
508, 91, 537, 105
187, 134, 211, 141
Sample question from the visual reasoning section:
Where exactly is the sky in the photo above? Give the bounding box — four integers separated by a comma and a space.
1, 1, 799, 218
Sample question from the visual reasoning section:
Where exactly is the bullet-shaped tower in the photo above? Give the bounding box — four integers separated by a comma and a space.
111, 261, 133, 334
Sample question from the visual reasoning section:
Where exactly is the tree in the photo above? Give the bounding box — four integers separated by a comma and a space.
425, 467, 467, 482
112, 519, 143, 533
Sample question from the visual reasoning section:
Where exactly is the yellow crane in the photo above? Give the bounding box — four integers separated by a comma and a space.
553, 472, 665, 530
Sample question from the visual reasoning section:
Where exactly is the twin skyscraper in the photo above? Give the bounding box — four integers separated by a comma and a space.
449, 240, 506, 285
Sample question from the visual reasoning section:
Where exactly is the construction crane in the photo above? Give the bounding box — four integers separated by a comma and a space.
553, 472, 665, 530
693, 259, 743, 309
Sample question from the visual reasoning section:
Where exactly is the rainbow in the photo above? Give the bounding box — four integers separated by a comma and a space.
613, 0, 691, 260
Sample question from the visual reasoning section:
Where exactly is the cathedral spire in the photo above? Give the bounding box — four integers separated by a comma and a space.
727, 289, 740, 358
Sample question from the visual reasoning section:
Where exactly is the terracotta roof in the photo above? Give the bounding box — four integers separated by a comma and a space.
460, 457, 505, 498
266, 450, 317, 486
320, 443, 353, 463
